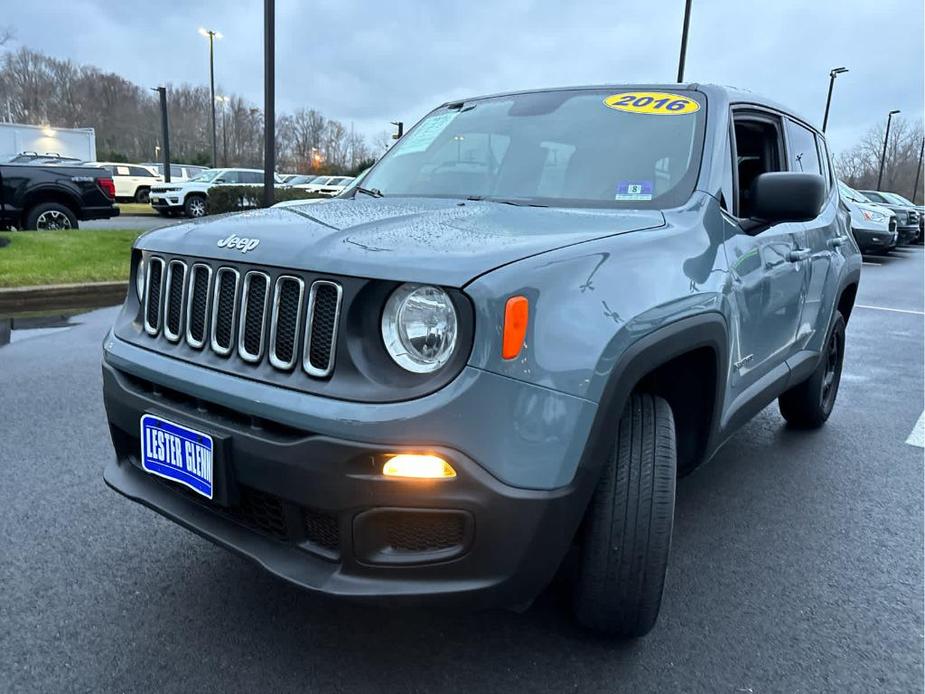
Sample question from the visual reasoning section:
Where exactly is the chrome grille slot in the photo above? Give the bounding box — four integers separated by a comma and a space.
185, 263, 212, 349
143, 256, 165, 336
139, 257, 345, 382
268, 276, 304, 370
163, 260, 187, 342
303, 280, 342, 378
210, 268, 240, 357
238, 271, 270, 363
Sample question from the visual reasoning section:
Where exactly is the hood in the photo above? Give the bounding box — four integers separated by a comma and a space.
136, 197, 664, 287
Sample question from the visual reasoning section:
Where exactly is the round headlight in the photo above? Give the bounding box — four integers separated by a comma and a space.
135, 257, 146, 302
381, 284, 458, 373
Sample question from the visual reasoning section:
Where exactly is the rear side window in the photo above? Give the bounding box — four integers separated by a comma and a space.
816, 135, 834, 189
129, 166, 154, 177
785, 120, 822, 177
115, 165, 130, 176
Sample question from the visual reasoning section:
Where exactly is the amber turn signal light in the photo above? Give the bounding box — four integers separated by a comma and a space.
382, 454, 456, 479
502, 295, 529, 359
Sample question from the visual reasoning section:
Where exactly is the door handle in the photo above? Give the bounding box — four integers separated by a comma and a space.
828, 235, 849, 248
788, 248, 811, 262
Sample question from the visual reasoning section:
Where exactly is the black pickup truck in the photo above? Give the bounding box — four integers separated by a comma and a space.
0, 163, 120, 230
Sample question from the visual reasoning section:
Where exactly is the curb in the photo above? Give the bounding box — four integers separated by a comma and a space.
0, 281, 127, 315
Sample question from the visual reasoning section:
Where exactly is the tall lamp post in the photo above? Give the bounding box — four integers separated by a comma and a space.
151, 87, 171, 183
198, 27, 222, 169
821, 66, 848, 133
676, 0, 693, 83
216, 95, 230, 167
912, 138, 924, 205
263, 0, 275, 208
876, 109, 901, 191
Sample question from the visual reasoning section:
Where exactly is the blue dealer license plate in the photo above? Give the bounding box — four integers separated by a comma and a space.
140, 414, 214, 499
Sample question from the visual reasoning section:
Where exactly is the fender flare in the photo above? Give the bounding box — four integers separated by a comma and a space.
566, 312, 729, 516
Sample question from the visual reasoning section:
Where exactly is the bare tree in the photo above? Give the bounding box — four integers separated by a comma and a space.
0, 46, 375, 172
835, 116, 924, 197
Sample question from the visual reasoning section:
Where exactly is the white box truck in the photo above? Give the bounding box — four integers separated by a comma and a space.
0, 123, 96, 162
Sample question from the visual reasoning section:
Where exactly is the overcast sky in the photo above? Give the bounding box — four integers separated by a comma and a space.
5, 0, 923, 155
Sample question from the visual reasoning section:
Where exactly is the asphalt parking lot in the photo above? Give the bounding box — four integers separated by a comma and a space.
1, 246, 922, 693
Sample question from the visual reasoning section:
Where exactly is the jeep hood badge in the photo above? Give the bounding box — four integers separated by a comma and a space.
217, 233, 260, 253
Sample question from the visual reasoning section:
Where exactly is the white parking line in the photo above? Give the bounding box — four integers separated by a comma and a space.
855, 304, 925, 316
862, 261, 881, 267
906, 411, 925, 448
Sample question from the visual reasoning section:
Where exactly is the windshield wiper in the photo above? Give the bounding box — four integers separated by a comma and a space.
467, 195, 547, 208
354, 186, 384, 198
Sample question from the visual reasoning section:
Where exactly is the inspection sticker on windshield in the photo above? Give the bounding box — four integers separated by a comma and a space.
396, 111, 459, 154
604, 92, 700, 115
140, 414, 214, 499
615, 181, 653, 201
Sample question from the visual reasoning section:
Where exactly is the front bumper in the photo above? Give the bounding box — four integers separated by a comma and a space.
150, 194, 182, 210
897, 224, 919, 244
851, 226, 898, 252
101, 338, 599, 607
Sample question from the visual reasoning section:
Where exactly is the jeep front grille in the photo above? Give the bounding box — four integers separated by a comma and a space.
141, 255, 342, 379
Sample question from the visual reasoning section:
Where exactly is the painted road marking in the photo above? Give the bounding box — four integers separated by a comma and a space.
906, 411, 924, 448
862, 261, 881, 267
856, 304, 925, 316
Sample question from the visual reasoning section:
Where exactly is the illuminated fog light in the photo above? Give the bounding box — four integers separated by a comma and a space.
382, 454, 456, 479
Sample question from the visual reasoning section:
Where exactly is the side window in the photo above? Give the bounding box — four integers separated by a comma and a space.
129, 166, 154, 177
784, 120, 822, 176
170, 165, 184, 178
731, 113, 784, 218
218, 171, 239, 184
115, 165, 130, 176
242, 171, 264, 184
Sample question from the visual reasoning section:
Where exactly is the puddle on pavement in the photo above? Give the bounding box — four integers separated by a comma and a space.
0, 308, 94, 347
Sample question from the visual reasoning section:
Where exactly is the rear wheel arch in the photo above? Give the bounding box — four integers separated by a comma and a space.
836, 281, 858, 325
22, 188, 80, 224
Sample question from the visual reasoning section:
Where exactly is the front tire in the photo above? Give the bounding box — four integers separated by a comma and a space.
184, 195, 207, 218
778, 311, 845, 428
134, 187, 151, 204
573, 392, 676, 638
25, 202, 78, 231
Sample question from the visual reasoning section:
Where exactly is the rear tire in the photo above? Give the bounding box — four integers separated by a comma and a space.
134, 187, 151, 204
778, 311, 845, 428
573, 392, 676, 638
25, 202, 78, 231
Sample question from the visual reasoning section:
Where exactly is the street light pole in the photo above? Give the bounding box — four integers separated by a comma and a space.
152, 87, 171, 183
676, 0, 693, 83
216, 96, 230, 167
263, 0, 275, 208
912, 138, 924, 205
876, 109, 901, 191
198, 27, 222, 168
821, 66, 848, 133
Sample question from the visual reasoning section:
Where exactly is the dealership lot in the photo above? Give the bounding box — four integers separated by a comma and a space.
0, 247, 922, 692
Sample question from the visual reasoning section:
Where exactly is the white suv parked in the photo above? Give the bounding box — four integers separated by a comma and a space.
86, 162, 163, 203
149, 168, 284, 218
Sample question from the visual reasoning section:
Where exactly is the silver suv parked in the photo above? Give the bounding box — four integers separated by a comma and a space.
102, 84, 861, 637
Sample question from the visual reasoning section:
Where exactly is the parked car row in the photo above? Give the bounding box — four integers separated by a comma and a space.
839, 180, 922, 253
148, 168, 356, 218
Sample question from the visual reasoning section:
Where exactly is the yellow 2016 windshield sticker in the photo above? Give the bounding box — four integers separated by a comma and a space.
604, 92, 700, 115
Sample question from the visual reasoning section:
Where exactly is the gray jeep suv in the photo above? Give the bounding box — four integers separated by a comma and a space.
102, 84, 861, 637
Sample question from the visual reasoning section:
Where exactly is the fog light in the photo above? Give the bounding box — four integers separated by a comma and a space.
382, 454, 456, 479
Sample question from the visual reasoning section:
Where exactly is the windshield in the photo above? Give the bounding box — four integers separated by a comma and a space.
189, 169, 222, 183
360, 88, 706, 208
838, 181, 868, 204
883, 192, 915, 206
288, 175, 314, 185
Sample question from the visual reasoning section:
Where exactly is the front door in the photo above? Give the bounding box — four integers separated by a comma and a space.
724, 110, 810, 404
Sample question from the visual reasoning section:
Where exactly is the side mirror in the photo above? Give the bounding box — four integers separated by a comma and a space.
214, 178, 227, 184
747, 172, 825, 227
